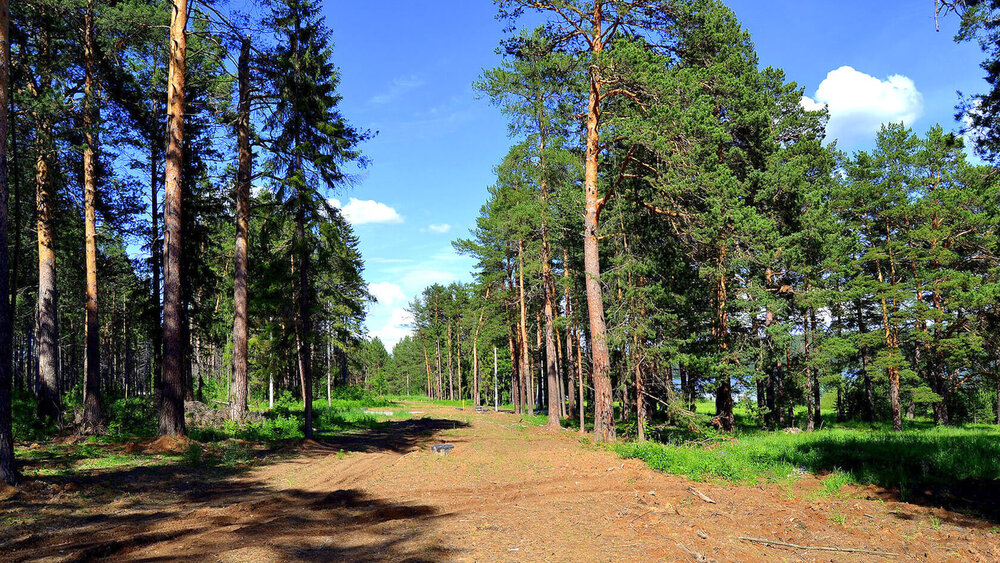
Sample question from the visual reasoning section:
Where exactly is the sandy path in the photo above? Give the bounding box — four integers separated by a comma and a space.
3, 404, 999, 561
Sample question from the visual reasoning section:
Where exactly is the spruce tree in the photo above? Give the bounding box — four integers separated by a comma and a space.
261, 0, 367, 439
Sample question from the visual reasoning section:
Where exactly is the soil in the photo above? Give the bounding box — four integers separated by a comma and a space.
1, 403, 998, 562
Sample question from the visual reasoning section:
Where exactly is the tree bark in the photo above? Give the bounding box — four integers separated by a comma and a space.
159, 0, 188, 436
35, 113, 59, 421
229, 37, 251, 423
422, 339, 432, 398
805, 309, 815, 432
295, 200, 313, 439
508, 326, 520, 413
634, 332, 646, 441
473, 300, 486, 407
582, 3, 614, 441
0, 0, 17, 485
564, 250, 576, 415
576, 324, 584, 433
447, 321, 453, 400
456, 326, 463, 400
517, 240, 532, 414
81, 0, 102, 429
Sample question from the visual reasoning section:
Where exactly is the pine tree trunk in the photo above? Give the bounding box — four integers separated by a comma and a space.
295, 198, 313, 440
326, 332, 332, 406
32, 21, 59, 421
536, 314, 544, 409
473, 302, 485, 407
229, 37, 251, 423
435, 337, 442, 399
0, 0, 17, 485
805, 309, 815, 432
422, 340, 431, 398
472, 332, 479, 406
542, 254, 560, 427
634, 332, 646, 441
508, 328, 520, 413
576, 324, 585, 433
81, 0, 102, 429
517, 240, 532, 414
35, 115, 59, 422
447, 321, 453, 400
564, 251, 576, 415
810, 309, 821, 430
581, 4, 615, 442
456, 328, 463, 400
159, 0, 187, 436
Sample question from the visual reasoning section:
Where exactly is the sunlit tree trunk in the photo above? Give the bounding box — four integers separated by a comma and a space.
422, 339, 432, 398
81, 0, 102, 429
447, 320, 453, 400
229, 37, 251, 423
29, 18, 60, 422
473, 299, 486, 407
576, 323, 584, 433
456, 327, 463, 400
159, 0, 188, 436
582, 3, 614, 441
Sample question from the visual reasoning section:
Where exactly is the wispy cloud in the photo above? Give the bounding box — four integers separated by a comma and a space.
423, 223, 452, 234
368, 75, 425, 105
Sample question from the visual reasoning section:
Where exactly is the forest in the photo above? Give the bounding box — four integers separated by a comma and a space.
2, 0, 1000, 560
391, 0, 1000, 442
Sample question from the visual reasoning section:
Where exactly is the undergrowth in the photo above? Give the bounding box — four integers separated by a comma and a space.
614, 425, 1000, 497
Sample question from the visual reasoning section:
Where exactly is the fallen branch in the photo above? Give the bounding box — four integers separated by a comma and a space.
676, 542, 711, 562
688, 486, 716, 504
738, 536, 901, 557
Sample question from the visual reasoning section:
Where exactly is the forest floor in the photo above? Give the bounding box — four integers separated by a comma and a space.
2, 401, 999, 562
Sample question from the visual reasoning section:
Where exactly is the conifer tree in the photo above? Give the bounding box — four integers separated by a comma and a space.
261, 0, 367, 438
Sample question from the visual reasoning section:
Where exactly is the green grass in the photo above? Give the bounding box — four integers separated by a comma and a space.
614, 425, 1000, 495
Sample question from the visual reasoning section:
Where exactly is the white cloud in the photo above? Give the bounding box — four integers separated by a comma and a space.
371, 308, 415, 349
369, 281, 406, 307
801, 66, 923, 145
328, 197, 403, 225
424, 223, 452, 234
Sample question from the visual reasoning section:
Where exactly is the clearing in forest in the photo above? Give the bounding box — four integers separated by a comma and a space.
2, 401, 998, 562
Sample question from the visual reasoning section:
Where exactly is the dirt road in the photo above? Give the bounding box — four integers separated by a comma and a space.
3, 404, 998, 561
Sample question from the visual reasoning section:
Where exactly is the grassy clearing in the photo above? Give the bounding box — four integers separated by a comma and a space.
613, 425, 1000, 497
12, 388, 412, 480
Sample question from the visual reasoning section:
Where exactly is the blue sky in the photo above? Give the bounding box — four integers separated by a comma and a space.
285, 1, 986, 349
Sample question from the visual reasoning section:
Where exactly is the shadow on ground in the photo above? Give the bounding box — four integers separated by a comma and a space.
792, 433, 1000, 523
1, 416, 468, 561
